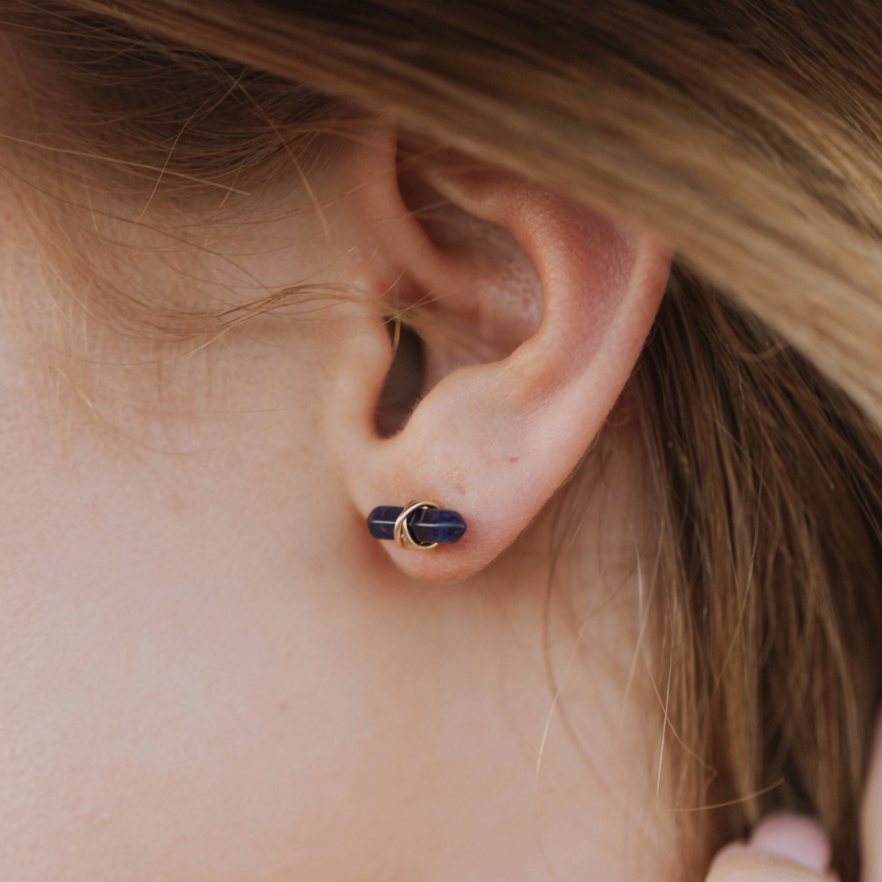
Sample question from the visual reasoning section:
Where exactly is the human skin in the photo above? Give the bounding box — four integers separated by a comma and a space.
1, 44, 881, 882
0, 62, 681, 879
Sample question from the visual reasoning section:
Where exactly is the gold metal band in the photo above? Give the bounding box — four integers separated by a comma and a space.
394, 500, 440, 550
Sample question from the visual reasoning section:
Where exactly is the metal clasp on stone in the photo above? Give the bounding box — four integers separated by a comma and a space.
367, 503, 467, 549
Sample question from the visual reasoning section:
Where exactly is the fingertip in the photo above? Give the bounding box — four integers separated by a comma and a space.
748, 814, 831, 875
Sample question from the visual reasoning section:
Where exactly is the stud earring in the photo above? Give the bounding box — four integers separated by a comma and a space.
367, 501, 467, 550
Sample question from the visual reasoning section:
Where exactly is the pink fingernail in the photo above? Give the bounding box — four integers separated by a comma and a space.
748, 814, 831, 874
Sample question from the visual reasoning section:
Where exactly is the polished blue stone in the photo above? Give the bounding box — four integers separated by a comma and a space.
367, 505, 467, 546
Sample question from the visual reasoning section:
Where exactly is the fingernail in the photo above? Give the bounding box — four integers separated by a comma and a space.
748, 813, 831, 874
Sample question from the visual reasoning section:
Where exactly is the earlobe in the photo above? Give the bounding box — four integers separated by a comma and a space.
329, 129, 673, 581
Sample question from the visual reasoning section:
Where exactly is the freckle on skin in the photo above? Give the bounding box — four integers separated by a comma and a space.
509, 456, 519, 463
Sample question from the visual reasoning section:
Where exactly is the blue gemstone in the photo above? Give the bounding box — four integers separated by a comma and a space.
367, 505, 467, 546
366, 506, 401, 541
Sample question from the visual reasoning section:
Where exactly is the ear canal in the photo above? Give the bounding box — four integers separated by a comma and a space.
374, 321, 425, 438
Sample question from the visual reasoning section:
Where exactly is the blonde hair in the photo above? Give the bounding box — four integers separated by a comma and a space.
5, 1, 882, 877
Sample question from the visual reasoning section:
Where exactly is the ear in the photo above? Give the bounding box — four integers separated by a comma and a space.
329, 123, 672, 581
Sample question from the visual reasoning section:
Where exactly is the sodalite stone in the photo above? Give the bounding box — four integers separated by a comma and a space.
367, 505, 467, 546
